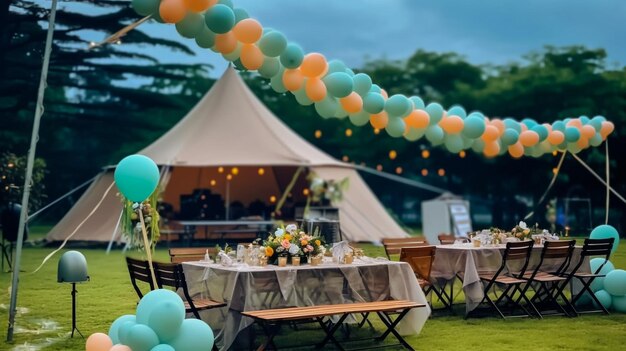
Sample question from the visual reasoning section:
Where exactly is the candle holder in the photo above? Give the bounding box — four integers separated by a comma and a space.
472, 239, 481, 248
278, 256, 287, 267
310, 256, 322, 266
291, 256, 301, 266
259, 257, 268, 267
343, 253, 353, 264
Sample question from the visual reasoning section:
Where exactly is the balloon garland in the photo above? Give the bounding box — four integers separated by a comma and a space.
130, 0, 615, 158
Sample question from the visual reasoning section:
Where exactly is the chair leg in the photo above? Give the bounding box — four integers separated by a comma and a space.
375, 309, 414, 350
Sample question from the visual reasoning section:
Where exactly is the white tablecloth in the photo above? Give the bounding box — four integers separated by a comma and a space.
431, 243, 589, 313
183, 258, 431, 350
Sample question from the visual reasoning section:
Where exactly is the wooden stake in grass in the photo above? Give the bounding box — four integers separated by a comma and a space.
137, 207, 158, 288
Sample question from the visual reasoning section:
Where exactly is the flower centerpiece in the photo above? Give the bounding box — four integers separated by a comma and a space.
120, 191, 160, 251
511, 221, 532, 241
260, 224, 326, 265
489, 227, 508, 244
308, 174, 349, 206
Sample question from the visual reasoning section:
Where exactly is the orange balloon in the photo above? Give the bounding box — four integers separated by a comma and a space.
600, 121, 615, 138
481, 125, 499, 142
543, 123, 553, 133
581, 125, 596, 139
370, 111, 389, 129
340, 92, 363, 114
577, 136, 590, 149
483, 141, 501, 158
547, 130, 565, 145
491, 119, 505, 135
566, 119, 583, 128
233, 18, 263, 44
439, 115, 464, 134
508, 142, 524, 158
183, 0, 217, 13
214, 32, 237, 54
300, 53, 328, 78
519, 130, 540, 147
85, 333, 113, 351
404, 109, 430, 129
159, 0, 186, 23
240, 44, 264, 70
282, 69, 304, 91
109, 345, 132, 351
305, 78, 327, 102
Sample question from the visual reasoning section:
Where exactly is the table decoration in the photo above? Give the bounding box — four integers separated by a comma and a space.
258, 223, 326, 265
510, 221, 533, 241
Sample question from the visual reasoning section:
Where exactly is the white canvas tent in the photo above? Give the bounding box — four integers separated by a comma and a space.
46, 68, 409, 243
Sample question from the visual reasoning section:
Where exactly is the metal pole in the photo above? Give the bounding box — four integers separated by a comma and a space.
6, 0, 58, 342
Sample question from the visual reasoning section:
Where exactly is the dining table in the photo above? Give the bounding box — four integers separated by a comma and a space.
430, 242, 590, 314
182, 257, 431, 350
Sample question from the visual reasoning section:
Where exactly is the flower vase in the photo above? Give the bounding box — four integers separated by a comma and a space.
278, 256, 287, 267
291, 256, 301, 266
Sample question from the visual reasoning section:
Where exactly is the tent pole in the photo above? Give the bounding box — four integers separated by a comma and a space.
6, 0, 58, 342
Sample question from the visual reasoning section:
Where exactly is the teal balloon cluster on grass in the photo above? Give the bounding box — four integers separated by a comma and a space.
114, 155, 160, 202
586, 225, 626, 313
590, 224, 620, 253
108, 289, 215, 351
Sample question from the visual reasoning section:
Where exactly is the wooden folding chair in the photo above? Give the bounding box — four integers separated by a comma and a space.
400, 246, 451, 309
152, 261, 227, 319
169, 247, 218, 263
564, 238, 615, 315
472, 241, 537, 319
382, 237, 428, 260
522, 240, 576, 318
125, 256, 155, 301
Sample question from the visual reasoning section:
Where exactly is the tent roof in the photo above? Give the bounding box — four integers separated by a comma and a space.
140, 67, 343, 167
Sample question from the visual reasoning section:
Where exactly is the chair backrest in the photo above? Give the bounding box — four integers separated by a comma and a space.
125, 256, 154, 299
399, 246, 437, 281
438, 233, 456, 245
169, 247, 218, 263
530, 240, 576, 278
499, 241, 534, 278
382, 237, 429, 259
567, 238, 615, 276
152, 261, 185, 290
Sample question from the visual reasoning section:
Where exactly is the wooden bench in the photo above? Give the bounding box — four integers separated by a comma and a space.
382, 237, 429, 260
169, 247, 218, 263
242, 300, 425, 350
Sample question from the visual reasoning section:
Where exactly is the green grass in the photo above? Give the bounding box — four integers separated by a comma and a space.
1, 239, 626, 350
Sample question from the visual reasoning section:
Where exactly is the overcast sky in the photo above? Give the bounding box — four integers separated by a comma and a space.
129, 0, 626, 75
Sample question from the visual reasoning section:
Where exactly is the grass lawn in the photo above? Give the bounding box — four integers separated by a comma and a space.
0, 238, 625, 350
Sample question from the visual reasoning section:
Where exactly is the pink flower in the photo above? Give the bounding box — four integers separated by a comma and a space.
281, 240, 291, 249
306, 245, 314, 252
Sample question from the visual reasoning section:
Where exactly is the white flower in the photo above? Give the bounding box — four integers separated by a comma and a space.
311, 178, 324, 189
286, 224, 297, 234
518, 221, 528, 230
289, 244, 300, 255
276, 246, 284, 253
274, 228, 285, 237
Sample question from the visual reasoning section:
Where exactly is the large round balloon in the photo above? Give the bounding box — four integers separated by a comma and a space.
148, 300, 185, 343
594, 290, 612, 310
159, 0, 186, 24
589, 225, 620, 253
114, 155, 160, 202
323, 72, 353, 98
258, 31, 287, 57
132, 0, 161, 16
352, 73, 372, 96
425, 103, 444, 125
195, 25, 216, 48
176, 12, 205, 39
425, 125, 444, 145
384, 95, 412, 117
604, 270, 626, 296
126, 324, 160, 351
348, 111, 370, 127
136, 289, 185, 325
204, 4, 235, 34
151, 345, 176, 351
447, 105, 467, 119
109, 315, 136, 345
232, 18, 262, 44
314, 96, 340, 119
613, 294, 626, 313
86, 333, 113, 351
168, 319, 215, 351
279, 43, 304, 69
258, 57, 280, 78
385, 117, 406, 138
462, 115, 486, 139
590, 258, 615, 292
363, 92, 385, 114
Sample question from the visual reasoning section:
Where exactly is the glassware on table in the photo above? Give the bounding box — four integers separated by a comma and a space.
278, 256, 287, 267
472, 238, 481, 247
291, 256, 301, 266
309, 255, 322, 266
343, 253, 354, 264
259, 256, 268, 267
236, 244, 245, 264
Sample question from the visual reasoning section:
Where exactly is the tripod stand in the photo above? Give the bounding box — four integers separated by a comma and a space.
69, 283, 83, 338
1, 238, 12, 272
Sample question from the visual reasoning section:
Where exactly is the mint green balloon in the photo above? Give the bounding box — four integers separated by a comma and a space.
385, 117, 406, 138
109, 315, 136, 345
270, 67, 287, 93
404, 127, 426, 141
204, 4, 235, 34
385, 95, 412, 117
447, 105, 467, 119
604, 270, 626, 296
594, 290, 613, 310
425, 103, 444, 125
195, 26, 216, 49
168, 319, 215, 351
552, 120, 566, 132
293, 87, 313, 106
119, 321, 137, 346
218, 0, 233, 8
114, 155, 160, 202
613, 294, 626, 313
409, 96, 425, 109
503, 118, 521, 132
565, 127, 581, 142
258, 57, 281, 78
444, 134, 464, 153
501, 129, 519, 145
176, 12, 204, 39
369, 84, 382, 94
462, 116, 486, 139
132, 0, 160, 16
589, 132, 603, 147
323, 72, 353, 98
315, 96, 339, 118
127, 324, 159, 351
233, 8, 249, 22
334, 105, 349, 119
590, 225, 620, 254
425, 125, 444, 145
349, 111, 370, 126
259, 31, 287, 57
148, 301, 184, 343
590, 116, 605, 132
352, 73, 372, 96
363, 92, 385, 114
567, 142, 582, 154
151, 345, 175, 351
222, 42, 242, 61
279, 43, 304, 69
532, 125, 549, 141
462, 136, 475, 149
471, 139, 485, 153
327, 60, 347, 74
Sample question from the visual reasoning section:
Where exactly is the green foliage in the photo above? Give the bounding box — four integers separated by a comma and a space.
0, 152, 47, 210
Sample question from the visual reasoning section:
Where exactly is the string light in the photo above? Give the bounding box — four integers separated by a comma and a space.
7, 163, 14, 168
438, 168, 446, 177
314, 130, 322, 139
226, 174, 233, 181
373, 128, 380, 135
552, 167, 558, 174
345, 128, 353, 137
231, 167, 239, 175
389, 150, 397, 160
395, 167, 403, 175
459, 151, 466, 158
552, 151, 558, 156
342, 155, 349, 162
270, 195, 277, 203
421, 169, 428, 176
258, 168, 265, 176
303, 188, 310, 196
421, 150, 430, 159
218, 167, 224, 173
210, 179, 216, 186
376, 164, 383, 171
